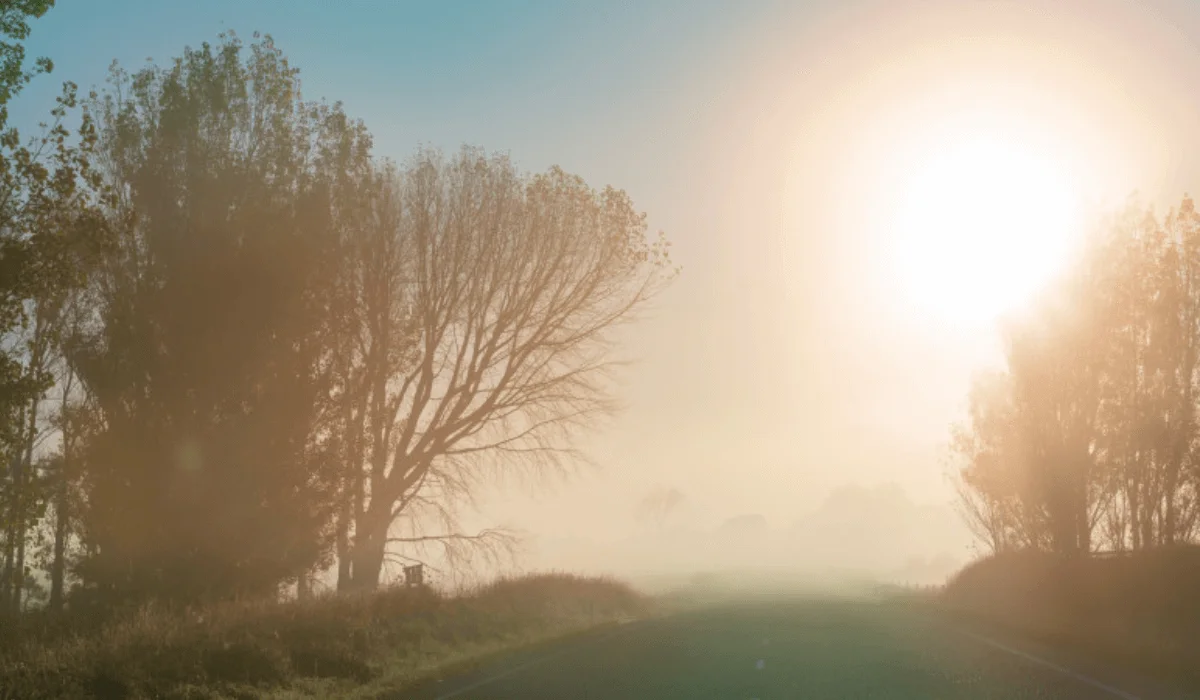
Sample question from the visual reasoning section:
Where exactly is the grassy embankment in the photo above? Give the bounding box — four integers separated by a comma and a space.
940, 547, 1200, 687
0, 573, 650, 700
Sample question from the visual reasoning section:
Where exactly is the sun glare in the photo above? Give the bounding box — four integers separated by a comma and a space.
890, 134, 1083, 324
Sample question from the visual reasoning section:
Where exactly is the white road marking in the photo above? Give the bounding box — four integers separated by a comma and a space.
961, 630, 1142, 700
432, 622, 641, 700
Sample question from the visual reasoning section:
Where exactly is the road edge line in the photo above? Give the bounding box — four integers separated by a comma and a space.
432, 620, 641, 700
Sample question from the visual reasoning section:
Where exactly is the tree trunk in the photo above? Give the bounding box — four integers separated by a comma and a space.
335, 503, 352, 592
8, 451, 26, 615
49, 468, 69, 611
13, 521, 24, 614
1, 522, 12, 613
297, 571, 312, 601
1141, 502, 1155, 549
51, 370, 77, 612
1128, 475, 1142, 550
12, 391, 41, 615
335, 351, 367, 594
346, 498, 391, 592
0, 450, 16, 612
1164, 480, 1178, 545
1075, 489, 1091, 554
349, 533, 386, 592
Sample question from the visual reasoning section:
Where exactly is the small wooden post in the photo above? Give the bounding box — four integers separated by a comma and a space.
403, 564, 424, 587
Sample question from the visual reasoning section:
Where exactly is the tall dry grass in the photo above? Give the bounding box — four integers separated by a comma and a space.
0, 573, 648, 699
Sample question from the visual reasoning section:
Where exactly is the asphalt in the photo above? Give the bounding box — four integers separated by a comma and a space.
397, 595, 1200, 699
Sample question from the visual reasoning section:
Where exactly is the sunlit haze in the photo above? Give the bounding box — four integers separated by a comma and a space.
888, 132, 1082, 322
12, 1, 1200, 696
9, 0, 1200, 583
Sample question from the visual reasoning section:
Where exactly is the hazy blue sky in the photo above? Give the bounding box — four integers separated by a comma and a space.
19, 1, 1200, 563
17, 1, 767, 193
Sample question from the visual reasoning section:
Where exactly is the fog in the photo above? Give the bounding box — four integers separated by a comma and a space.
439, 0, 1200, 590
14, 0, 1200, 599
10, 3, 1200, 696
512, 483, 970, 592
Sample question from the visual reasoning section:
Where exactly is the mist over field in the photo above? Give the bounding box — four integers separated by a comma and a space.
524, 483, 971, 589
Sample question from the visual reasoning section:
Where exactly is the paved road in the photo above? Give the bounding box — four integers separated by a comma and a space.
401, 596, 1200, 699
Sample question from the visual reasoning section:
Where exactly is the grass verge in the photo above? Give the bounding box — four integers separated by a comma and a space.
0, 573, 651, 700
940, 548, 1200, 689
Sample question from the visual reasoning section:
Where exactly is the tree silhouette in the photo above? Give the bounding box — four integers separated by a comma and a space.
635, 486, 685, 530
953, 195, 1200, 554
0, 0, 110, 615
69, 33, 367, 604
331, 149, 674, 590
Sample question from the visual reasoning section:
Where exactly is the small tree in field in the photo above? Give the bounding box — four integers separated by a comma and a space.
635, 486, 685, 530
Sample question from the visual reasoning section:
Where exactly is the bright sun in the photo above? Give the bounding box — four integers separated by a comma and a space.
891, 134, 1083, 324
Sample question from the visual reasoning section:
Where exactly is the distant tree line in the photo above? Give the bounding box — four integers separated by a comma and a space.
0, 9, 673, 615
952, 193, 1200, 555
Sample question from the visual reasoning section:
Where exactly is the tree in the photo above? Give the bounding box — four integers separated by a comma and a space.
952, 195, 1200, 555
0, 0, 58, 450
952, 226, 1116, 555
333, 149, 674, 590
31, 297, 102, 611
0, 1, 53, 130
949, 371, 1033, 553
0, 0, 110, 615
1098, 197, 1200, 548
1002, 262, 1112, 554
70, 33, 369, 604
635, 486, 685, 530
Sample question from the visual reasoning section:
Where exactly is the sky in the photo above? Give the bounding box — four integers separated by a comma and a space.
19, 0, 1200, 567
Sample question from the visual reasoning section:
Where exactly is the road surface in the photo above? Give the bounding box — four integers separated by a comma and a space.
400, 596, 1199, 699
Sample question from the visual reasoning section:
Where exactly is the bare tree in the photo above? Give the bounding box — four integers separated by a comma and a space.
334, 148, 674, 590
948, 370, 1041, 554
635, 486, 685, 530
